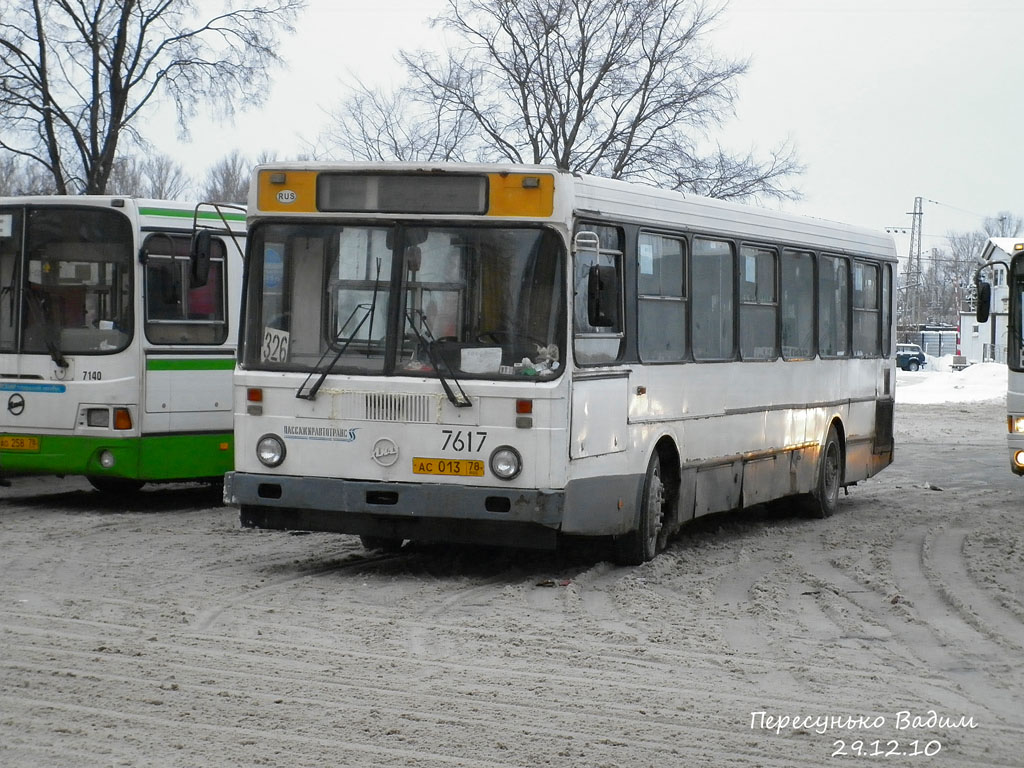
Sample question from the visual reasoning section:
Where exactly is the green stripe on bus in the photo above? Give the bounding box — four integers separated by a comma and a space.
138, 207, 246, 222
146, 358, 235, 371
0, 432, 233, 481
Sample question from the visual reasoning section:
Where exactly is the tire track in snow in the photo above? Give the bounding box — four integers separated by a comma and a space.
887, 527, 1021, 720
923, 528, 1024, 652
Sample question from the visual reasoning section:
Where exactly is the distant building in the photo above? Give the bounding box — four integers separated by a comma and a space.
900, 323, 959, 358
959, 239, 1014, 364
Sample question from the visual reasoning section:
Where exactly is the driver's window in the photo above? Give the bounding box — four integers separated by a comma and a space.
573, 222, 624, 365
144, 234, 227, 345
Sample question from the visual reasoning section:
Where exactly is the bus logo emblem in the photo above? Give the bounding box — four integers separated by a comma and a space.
276, 190, 297, 204
372, 438, 399, 467
7, 393, 25, 416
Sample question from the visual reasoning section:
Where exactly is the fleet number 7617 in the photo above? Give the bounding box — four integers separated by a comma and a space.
441, 429, 487, 453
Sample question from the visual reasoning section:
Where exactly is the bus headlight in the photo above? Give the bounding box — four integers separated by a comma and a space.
256, 434, 286, 468
1014, 450, 1024, 470
86, 408, 110, 428
1011, 416, 1024, 434
489, 446, 522, 480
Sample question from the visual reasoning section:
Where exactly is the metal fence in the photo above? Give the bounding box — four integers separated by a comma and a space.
982, 343, 1006, 364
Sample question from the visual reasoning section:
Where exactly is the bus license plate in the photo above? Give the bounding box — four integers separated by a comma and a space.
0, 436, 40, 452
412, 457, 485, 477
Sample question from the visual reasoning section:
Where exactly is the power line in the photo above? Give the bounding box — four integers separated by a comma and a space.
922, 198, 993, 220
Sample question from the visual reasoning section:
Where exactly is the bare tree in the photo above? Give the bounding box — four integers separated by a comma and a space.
0, 0, 305, 195
0, 153, 58, 195
927, 213, 1024, 322
313, 78, 476, 163
983, 211, 1024, 238
201, 151, 250, 203
668, 139, 801, 201
201, 150, 277, 203
107, 153, 192, 199
320, 0, 801, 202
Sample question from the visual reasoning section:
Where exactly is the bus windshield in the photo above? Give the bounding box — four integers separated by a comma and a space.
0, 206, 133, 358
244, 223, 566, 380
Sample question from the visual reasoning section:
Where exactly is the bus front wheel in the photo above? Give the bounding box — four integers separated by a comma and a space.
613, 453, 667, 566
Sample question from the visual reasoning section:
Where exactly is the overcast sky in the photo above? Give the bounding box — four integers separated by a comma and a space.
158, 0, 1024, 258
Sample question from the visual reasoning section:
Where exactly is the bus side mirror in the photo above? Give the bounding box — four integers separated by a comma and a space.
587, 264, 619, 327
190, 230, 212, 288
976, 280, 991, 323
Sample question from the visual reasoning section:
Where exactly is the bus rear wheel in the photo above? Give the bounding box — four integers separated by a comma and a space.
613, 452, 667, 566
804, 425, 842, 519
87, 476, 145, 494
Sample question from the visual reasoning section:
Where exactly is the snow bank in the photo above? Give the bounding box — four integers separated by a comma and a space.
896, 361, 1007, 404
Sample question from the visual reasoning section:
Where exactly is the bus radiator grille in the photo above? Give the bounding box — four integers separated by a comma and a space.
363, 393, 437, 423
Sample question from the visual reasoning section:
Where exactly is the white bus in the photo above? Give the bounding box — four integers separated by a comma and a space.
976, 237, 1024, 475
225, 163, 897, 563
0, 197, 244, 492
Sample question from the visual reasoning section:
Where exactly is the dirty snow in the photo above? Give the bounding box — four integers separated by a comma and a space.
0, 363, 1020, 767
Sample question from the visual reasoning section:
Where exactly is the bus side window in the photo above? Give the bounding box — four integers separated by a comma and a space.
819, 254, 850, 357
638, 232, 686, 362
692, 237, 735, 361
852, 261, 880, 357
881, 263, 893, 356
739, 245, 778, 361
781, 250, 815, 359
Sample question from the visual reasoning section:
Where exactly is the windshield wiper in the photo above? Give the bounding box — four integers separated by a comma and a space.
405, 309, 471, 408
23, 288, 68, 369
296, 303, 377, 400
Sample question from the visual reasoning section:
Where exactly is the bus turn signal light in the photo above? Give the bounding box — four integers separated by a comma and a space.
248, 388, 263, 402
113, 408, 132, 430
1010, 416, 1024, 434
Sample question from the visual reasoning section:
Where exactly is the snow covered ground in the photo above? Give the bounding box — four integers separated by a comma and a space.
897, 358, 1008, 405
0, 364, 1020, 767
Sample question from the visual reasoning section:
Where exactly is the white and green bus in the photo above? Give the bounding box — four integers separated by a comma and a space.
225, 163, 897, 563
0, 197, 244, 492
976, 237, 1024, 476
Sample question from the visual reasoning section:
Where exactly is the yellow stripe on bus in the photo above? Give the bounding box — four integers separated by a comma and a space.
486, 173, 554, 217
257, 170, 319, 212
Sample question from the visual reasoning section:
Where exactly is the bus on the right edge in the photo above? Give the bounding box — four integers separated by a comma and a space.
976, 238, 1024, 475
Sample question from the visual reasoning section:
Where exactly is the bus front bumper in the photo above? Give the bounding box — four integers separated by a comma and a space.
224, 471, 568, 549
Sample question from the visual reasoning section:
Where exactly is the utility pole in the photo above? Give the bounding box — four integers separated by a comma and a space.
901, 196, 924, 337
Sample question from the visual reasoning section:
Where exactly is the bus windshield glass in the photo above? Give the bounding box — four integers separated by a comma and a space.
0, 206, 133, 357
244, 223, 566, 380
